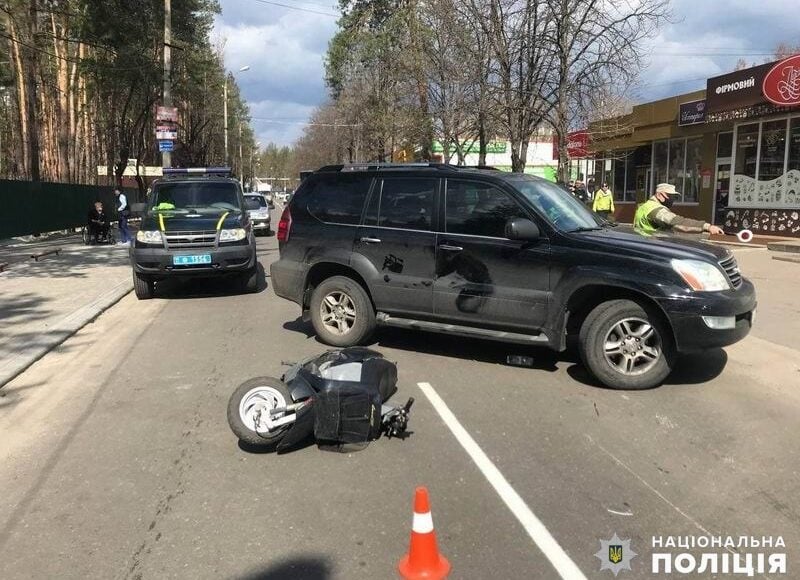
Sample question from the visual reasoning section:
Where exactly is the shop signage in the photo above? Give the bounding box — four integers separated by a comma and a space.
678, 99, 706, 126
706, 62, 773, 114
762, 54, 800, 107
552, 130, 589, 159
431, 140, 507, 154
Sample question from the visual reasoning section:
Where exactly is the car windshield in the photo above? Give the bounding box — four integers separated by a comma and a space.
504, 174, 602, 232
245, 194, 267, 208
151, 182, 241, 212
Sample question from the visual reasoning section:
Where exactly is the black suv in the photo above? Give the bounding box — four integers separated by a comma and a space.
271, 164, 756, 389
131, 168, 259, 299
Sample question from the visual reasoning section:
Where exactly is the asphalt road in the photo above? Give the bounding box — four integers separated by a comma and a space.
1, 217, 798, 580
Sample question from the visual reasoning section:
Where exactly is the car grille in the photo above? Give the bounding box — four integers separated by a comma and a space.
719, 255, 742, 289
164, 230, 217, 249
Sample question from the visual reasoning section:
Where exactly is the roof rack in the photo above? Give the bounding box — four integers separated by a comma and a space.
315, 163, 498, 173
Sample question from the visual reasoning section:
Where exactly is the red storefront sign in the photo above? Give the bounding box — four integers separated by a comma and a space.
552, 130, 589, 160
762, 54, 800, 107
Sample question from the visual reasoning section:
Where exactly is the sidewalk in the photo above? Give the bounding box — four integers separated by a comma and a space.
0, 235, 133, 388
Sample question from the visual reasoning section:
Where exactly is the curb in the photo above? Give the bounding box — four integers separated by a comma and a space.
772, 254, 800, 265
0, 278, 133, 389
707, 239, 767, 248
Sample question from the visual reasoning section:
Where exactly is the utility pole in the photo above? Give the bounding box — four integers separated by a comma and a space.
223, 77, 228, 166
238, 122, 243, 186
162, 0, 172, 168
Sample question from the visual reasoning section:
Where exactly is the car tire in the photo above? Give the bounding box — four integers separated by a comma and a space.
241, 267, 258, 293
579, 299, 674, 390
133, 272, 154, 300
227, 376, 293, 447
310, 276, 375, 347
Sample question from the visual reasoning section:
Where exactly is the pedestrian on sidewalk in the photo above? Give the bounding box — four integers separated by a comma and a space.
592, 182, 615, 221
634, 183, 724, 236
115, 187, 131, 246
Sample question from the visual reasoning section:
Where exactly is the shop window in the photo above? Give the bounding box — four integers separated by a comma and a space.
684, 138, 703, 203
758, 120, 787, 205
653, 141, 668, 188
786, 119, 800, 206
731, 117, 800, 209
613, 154, 626, 201
734, 124, 759, 179
717, 132, 733, 158
668, 139, 686, 194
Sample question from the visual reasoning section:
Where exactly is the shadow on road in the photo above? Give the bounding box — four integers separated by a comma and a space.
281, 317, 566, 372
666, 349, 729, 385
236, 555, 333, 580
566, 348, 729, 389
154, 263, 269, 299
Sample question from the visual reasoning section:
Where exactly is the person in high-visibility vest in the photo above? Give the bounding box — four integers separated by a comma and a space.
592, 182, 615, 220
634, 183, 724, 237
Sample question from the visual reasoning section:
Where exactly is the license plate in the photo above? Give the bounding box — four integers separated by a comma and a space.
173, 254, 211, 266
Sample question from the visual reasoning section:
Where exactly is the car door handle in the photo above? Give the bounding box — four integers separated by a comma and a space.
359, 237, 382, 244
438, 244, 463, 252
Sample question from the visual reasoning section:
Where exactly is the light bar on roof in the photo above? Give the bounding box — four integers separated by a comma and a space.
163, 167, 232, 175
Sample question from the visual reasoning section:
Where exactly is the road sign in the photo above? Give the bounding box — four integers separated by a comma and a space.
156, 126, 178, 140
156, 106, 178, 122
158, 140, 174, 152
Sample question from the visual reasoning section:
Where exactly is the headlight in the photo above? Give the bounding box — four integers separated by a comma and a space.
136, 230, 163, 244
671, 259, 730, 291
219, 228, 247, 242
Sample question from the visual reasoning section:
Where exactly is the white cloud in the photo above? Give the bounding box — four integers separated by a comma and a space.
213, 0, 339, 145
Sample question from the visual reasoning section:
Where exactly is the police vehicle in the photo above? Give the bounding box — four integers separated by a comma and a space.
130, 167, 259, 299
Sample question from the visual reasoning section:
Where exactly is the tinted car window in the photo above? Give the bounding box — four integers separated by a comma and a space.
152, 182, 240, 211
446, 180, 527, 237
367, 178, 436, 231
244, 194, 267, 207
504, 174, 601, 231
305, 175, 372, 225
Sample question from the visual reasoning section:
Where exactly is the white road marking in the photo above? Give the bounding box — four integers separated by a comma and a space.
417, 382, 587, 580
606, 508, 634, 517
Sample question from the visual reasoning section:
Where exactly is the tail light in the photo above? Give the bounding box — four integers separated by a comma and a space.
277, 205, 292, 242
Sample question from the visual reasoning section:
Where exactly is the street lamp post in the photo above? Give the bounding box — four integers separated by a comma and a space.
250, 141, 261, 190
223, 65, 249, 168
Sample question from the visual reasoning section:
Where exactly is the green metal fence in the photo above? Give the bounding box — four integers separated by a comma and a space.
0, 180, 138, 239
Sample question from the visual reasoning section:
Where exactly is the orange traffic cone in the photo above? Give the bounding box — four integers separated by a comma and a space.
398, 487, 451, 580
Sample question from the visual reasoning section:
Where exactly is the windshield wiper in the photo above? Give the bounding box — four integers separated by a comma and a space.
567, 226, 604, 233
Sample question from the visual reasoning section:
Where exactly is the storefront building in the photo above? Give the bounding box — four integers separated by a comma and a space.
431, 133, 559, 181
586, 53, 800, 237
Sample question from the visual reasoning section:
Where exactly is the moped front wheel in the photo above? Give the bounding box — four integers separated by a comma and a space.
227, 377, 293, 447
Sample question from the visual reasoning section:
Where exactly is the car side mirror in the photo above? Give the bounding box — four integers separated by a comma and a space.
245, 199, 261, 211
505, 217, 540, 242
130, 202, 145, 215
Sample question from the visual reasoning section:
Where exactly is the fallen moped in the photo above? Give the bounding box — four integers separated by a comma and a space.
227, 348, 413, 452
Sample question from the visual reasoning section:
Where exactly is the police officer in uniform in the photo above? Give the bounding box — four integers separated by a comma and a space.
634, 183, 724, 237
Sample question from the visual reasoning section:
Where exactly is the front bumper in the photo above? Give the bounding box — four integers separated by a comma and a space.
132, 241, 256, 278
658, 279, 757, 352
252, 217, 271, 231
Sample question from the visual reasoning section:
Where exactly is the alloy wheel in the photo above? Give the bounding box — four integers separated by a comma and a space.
603, 317, 662, 376
320, 291, 356, 335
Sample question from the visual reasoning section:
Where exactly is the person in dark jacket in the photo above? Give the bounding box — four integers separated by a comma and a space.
87, 201, 110, 243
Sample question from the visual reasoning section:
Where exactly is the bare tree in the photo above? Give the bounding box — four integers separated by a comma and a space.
545, 0, 671, 182
464, 0, 556, 172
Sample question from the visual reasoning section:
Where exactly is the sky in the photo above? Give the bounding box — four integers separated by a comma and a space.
213, 0, 799, 147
